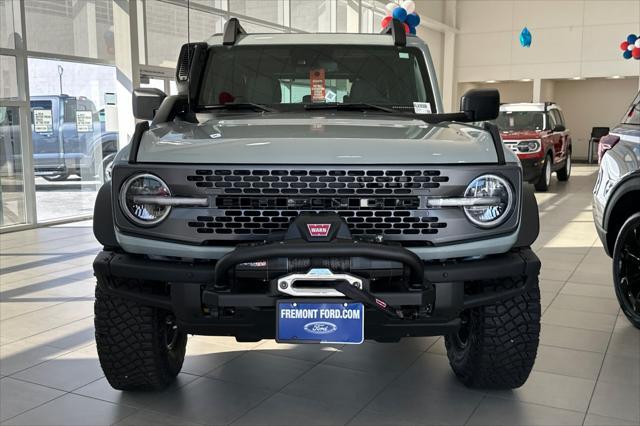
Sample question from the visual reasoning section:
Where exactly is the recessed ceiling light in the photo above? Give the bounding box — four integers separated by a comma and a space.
485, 80, 498, 83
607, 75, 623, 79
570, 77, 585, 80
520, 79, 532, 82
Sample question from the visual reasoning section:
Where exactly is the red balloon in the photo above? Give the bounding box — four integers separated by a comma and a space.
403, 23, 410, 33
620, 41, 629, 51
633, 47, 640, 59
381, 16, 392, 29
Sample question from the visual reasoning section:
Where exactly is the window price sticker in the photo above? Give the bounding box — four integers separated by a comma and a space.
310, 69, 326, 103
33, 109, 53, 133
413, 102, 432, 114
76, 110, 94, 133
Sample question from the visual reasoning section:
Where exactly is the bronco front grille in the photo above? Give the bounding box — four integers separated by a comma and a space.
182, 167, 453, 242
186, 168, 449, 195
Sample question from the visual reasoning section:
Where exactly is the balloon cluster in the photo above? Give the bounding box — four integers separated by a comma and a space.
380, 1, 420, 35
620, 34, 640, 60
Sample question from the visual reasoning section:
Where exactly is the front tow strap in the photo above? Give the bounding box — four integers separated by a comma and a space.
333, 280, 404, 320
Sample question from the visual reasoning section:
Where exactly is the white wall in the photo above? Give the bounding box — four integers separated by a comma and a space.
418, 26, 444, 92
457, 81, 533, 103
415, 0, 450, 104
554, 78, 638, 160
416, 0, 445, 23
455, 0, 640, 82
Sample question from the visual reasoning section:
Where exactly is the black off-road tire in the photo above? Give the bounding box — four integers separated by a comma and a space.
534, 154, 552, 192
94, 282, 187, 391
445, 276, 541, 389
557, 150, 571, 182
612, 212, 640, 329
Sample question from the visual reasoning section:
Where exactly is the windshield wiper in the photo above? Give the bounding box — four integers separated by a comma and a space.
304, 103, 397, 113
202, 102, 275, 112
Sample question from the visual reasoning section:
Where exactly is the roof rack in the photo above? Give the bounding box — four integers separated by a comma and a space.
223, 17, 246, 45
380, 18, 407, 47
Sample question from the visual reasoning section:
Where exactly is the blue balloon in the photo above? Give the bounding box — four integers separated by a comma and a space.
392, 7, 407, 22
519, 27, 532, 47
627, 34, 638, 44
405, 13, 420, 27
623, 50, 632, 59
409, 26, 417, 35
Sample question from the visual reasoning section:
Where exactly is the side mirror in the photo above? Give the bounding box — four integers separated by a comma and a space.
133, 88, 166, 120
460, 89, 500, 121
552, 124, 566, 132
597, 133, 619, 163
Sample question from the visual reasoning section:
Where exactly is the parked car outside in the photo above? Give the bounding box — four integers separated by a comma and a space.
494, 102, 572, 191
593, 90, 640, 328
30, 95, 118, 181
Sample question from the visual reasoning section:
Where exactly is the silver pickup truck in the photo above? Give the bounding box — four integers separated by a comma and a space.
92, 19, 541, 391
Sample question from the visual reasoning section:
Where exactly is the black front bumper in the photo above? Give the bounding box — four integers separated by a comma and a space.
520, 158, 544, 183
93, 247, 540, 341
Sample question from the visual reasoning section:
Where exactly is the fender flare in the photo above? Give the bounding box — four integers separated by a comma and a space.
515, 183, 540, 247
603, 172, 640, 232
93, 180, 119, 249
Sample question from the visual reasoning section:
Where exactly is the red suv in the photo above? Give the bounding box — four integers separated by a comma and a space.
494, 102, 572, 191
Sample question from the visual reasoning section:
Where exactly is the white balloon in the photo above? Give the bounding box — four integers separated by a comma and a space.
385, 2, 399, 15
635, 38, 640, 48
401, 0, 416, 14
629, 44, 635, 51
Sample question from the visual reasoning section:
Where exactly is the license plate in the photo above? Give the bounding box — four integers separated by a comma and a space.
276, 300, 364, 344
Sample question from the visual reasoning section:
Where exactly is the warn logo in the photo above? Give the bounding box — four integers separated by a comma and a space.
306, 224, 331, 237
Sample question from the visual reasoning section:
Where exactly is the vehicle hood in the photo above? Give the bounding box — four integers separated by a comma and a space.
500, 130, 544, 140
136, 113, 499, 164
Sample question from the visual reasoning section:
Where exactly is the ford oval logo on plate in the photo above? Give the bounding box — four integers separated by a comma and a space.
304, 321, 337, 335
277, 302, 364, 344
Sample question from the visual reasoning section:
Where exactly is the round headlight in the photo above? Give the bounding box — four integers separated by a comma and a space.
463, 174, 514, 228
120, 174, 171, 226
517, 139, 541, 153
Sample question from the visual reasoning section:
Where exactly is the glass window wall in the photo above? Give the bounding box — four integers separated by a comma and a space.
0, 106, 26, 227
0, 55, 19, 100
24, 0, 115, 61
28, 58, 118, 222
0, 0, 22, 49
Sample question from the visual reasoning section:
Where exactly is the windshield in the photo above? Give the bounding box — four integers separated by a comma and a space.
198, 45, 435, 111
494, 111, 546, 132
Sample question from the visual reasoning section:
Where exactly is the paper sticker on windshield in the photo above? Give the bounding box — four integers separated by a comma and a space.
76, 110, 93, 133
325, 89, 336, 103
413, 102, 432, 114
310, 69, 326, 103
33, 109, 53, 133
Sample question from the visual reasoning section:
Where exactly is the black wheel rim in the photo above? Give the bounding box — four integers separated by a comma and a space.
617, 223, 640, 316
165, 315, 179, 351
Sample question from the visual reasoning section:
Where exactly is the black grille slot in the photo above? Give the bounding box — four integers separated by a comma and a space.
187, 168, 448, 195
186, 210, 444, 236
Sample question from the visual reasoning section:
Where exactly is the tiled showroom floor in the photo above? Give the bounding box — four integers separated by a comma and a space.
0, 164, 638, 426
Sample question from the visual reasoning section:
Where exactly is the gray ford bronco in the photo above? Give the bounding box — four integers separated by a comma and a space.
92, 19, 541, 391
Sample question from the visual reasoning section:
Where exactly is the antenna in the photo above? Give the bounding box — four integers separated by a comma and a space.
223, 18, 247, 45
381, 18, 407, 47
